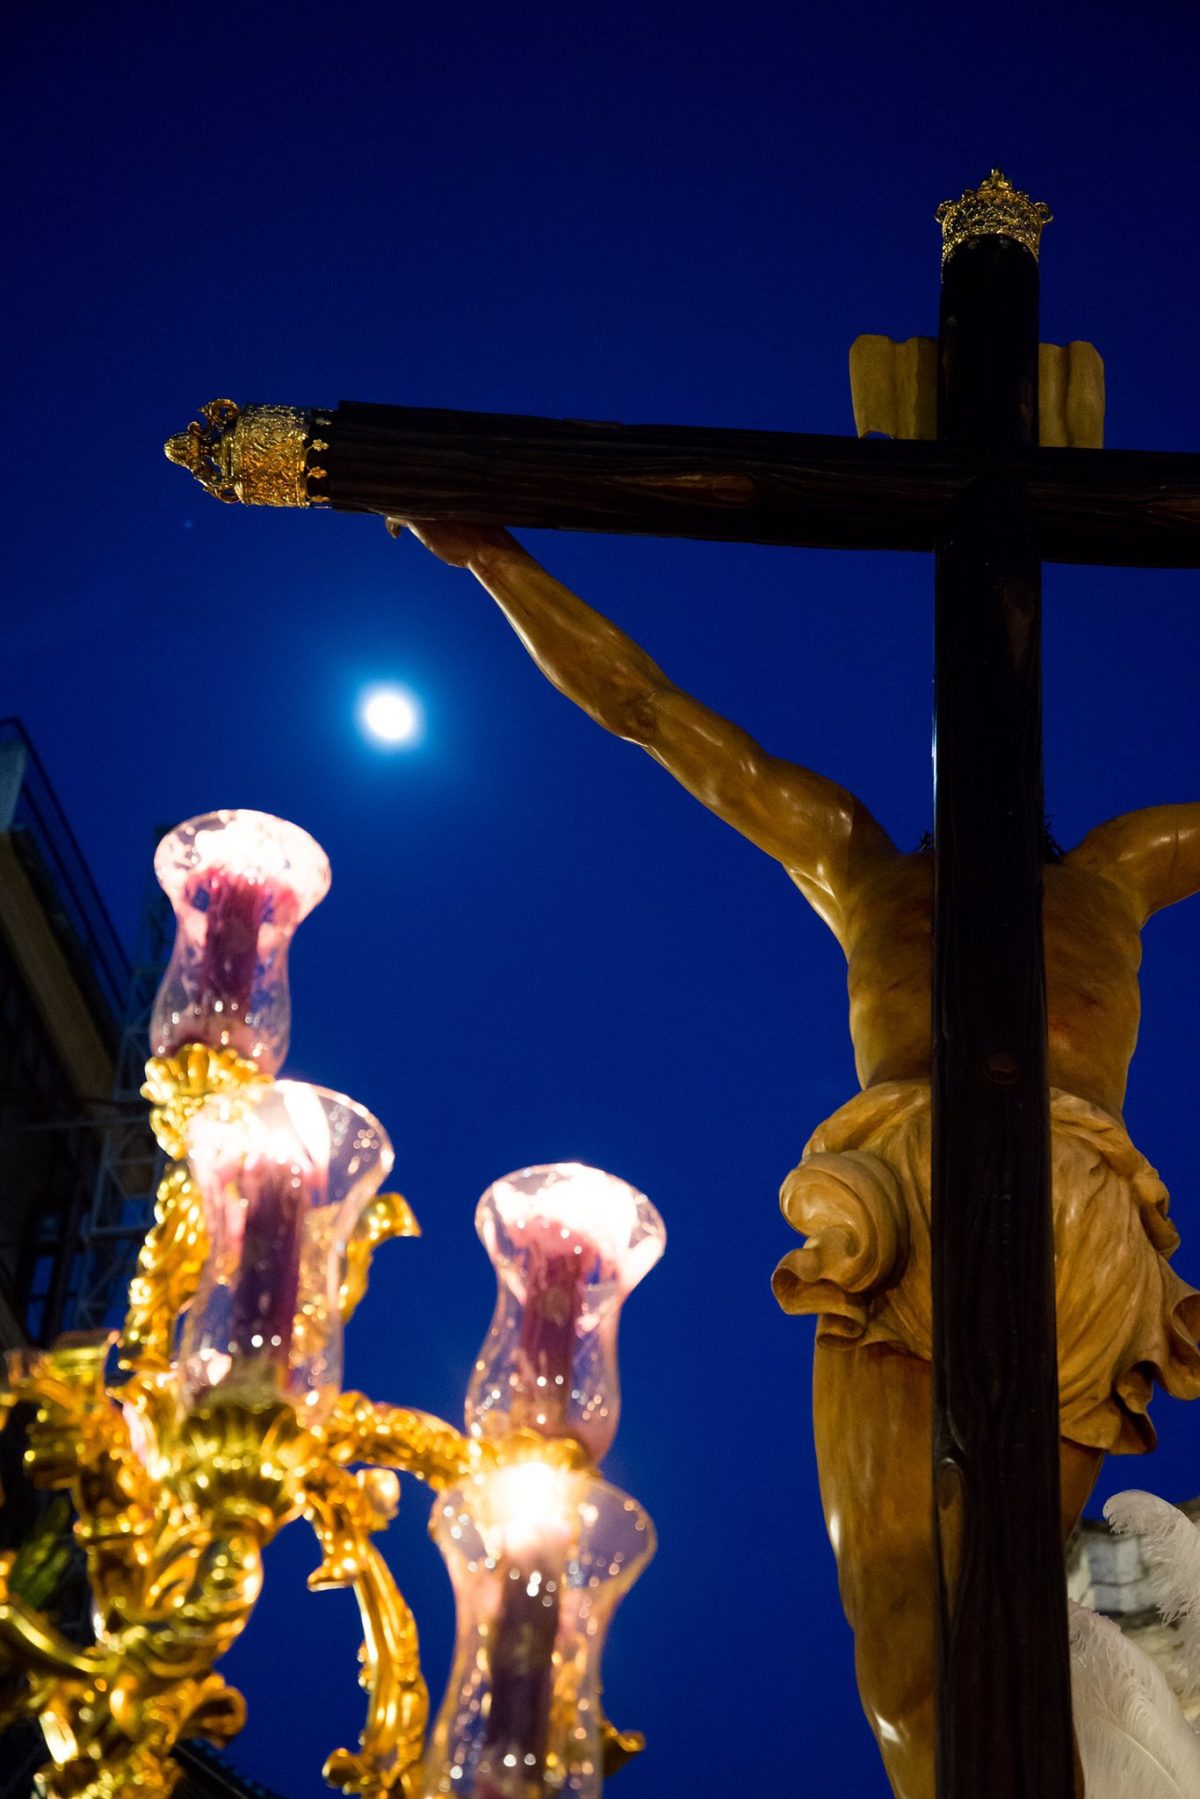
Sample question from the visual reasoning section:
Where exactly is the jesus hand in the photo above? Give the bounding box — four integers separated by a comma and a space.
387, 517, 517, 568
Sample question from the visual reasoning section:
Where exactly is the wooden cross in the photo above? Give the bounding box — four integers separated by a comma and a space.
166, 172, 1200, 1798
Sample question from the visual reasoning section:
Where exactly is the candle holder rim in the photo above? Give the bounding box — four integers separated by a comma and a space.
475, 1160, 665, 1245
185, 1078, 395, 1192
153, 808, 332, 911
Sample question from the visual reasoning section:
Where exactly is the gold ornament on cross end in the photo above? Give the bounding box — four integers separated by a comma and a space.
164, 399, 327, 507
936, 168, 1052, 263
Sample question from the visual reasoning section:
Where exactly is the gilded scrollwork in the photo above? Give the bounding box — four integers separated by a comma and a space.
304, 1462, 428, 1799
121, 1163, 207, 1372
324, 1393, 474, 1491
123, 1048, 265, 1371
340, 1192, 422, 1325
0, 1342, 257, 1798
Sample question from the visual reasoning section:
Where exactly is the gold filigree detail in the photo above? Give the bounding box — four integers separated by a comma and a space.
600, 1709, 646, 1777
340, 1192, 421, 1324
164, 399, 317, 507
936, 169, 1052, 265
172, 1401, 311, 1536
124, 1050, 268, 1367
142, 1044, 264, 1159
0, 1343, 257, 1798
235, 405, 316, 507
121, 1164, 206, 1372
481, 1427, 593, 1476
319, 1543, 426, 1799
324, 1393, 474, 1491
123, 1046, 266, 1372
304, 1464, 427, 1798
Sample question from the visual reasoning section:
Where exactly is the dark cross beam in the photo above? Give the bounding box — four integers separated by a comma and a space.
931, 230, 1073, 1797
167, 405, 1200, 567
165, 178, 1196, 1798
318, 406, 1200, 565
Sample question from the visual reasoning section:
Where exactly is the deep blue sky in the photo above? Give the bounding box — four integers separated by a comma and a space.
6, 6, 1200, 1795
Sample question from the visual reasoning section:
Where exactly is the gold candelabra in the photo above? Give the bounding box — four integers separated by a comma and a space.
0, 811, 659, 1799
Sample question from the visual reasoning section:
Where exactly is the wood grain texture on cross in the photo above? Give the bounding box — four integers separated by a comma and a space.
167, 402, 1200, 568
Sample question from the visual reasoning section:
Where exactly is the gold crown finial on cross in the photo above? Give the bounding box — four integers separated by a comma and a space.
163, 399, 321, 506
936, 169, 1052, 265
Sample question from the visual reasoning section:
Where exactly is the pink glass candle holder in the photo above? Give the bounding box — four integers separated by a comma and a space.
426, 1459, 656, 1799
178, 1080, 392, 1420
150, 810, 331, 1073
465, 1163, 665, 1463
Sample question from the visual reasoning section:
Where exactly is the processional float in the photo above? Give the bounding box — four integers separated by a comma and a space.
5, 172, 1200, 1799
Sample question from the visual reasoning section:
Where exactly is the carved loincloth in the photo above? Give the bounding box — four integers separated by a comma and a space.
772, 1081, 1200, 1453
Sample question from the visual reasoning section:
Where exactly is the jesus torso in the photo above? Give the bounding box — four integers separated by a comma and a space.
822, 850, 1144, 1119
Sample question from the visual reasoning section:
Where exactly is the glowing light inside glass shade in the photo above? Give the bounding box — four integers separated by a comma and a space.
477, 1459, 576, 1558
427, 1468, 656, 1799
361, 685, 421, 745
179, 1080, 393, 1419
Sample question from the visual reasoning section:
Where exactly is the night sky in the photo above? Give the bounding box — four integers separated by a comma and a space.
6, 6, 1200, 1795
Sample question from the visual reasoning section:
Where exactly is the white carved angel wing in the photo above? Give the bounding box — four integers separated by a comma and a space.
1105, 1489, 1200, 1701
1071, 1601, 1200, 1797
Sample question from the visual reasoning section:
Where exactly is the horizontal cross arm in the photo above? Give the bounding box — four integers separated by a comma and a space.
167, 399, 1200, 568
328, 403, 1200, 568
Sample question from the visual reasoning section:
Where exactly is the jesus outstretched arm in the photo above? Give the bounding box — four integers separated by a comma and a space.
1067, 803, 1200, 923
397, 520, 897, 943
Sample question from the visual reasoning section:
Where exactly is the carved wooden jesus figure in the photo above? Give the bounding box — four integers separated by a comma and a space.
400, 518, 1200, 1799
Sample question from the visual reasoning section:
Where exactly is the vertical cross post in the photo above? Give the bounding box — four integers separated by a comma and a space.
931, 203, 1079, 1794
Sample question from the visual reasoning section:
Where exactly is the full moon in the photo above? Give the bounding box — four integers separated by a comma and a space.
361, 685, 421, 746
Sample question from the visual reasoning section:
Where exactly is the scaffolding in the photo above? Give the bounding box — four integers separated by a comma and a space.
68, 876, 171, 1332
0, 719, 167, 1338
0, 720, 130, 1342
